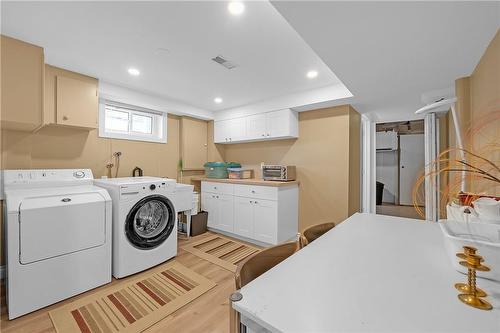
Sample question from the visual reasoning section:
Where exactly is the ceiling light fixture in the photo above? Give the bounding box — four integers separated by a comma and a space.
128, 68, 140, 76
228, 1, 245, 16
306, 70, 318, 79
214, 97, 223, 104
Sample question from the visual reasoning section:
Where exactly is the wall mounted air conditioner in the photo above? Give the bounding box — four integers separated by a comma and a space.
376, 131, 398, 151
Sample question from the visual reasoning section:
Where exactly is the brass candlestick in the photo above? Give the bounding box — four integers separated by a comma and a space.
454, 246, 486, 297
456, 252, 492, 310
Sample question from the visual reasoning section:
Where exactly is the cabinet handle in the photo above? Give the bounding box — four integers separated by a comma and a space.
267, 133, 270, 136
251, 190, 256, 193
216, 195, 219, 199
254, 201, 258, 204
63, 116, 69, 121
261, 134, 265, 137
250, 200, 253, 204
229, 138, 232, 141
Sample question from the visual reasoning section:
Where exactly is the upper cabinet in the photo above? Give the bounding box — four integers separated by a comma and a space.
1, 36, 44, 131
44, 65, 98, 129
214, 109, 298, 144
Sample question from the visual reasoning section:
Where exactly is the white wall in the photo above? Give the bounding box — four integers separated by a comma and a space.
376, 151, 398, 204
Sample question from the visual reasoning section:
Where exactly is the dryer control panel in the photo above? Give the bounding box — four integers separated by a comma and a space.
3, 169, 94, 189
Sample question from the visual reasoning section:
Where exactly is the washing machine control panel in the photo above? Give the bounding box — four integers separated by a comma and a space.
120, 180, 175, 197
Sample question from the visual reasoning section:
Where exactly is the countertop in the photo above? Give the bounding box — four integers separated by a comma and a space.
191, 177, 299, 187
233, 213, 500, 333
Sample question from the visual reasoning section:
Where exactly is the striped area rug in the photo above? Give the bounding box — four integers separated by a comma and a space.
182, 234, 260, 272
49, 261, 216, 333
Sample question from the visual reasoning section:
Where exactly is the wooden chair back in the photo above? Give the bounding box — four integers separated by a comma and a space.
235, 241, 298, 289
299, 222, 336, 248
230, 241, 298, 333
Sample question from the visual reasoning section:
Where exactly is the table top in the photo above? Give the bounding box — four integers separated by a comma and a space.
233, 213, 500, 333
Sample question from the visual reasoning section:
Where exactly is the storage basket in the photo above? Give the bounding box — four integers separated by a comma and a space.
204, 162, 241, 179
227, 168, 254, 179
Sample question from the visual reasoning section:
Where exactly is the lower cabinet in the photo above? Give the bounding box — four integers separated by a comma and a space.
201, 192, 234, 233
201, 181, 298, 245
252, 199, 278, 244
234, 196, 254, 238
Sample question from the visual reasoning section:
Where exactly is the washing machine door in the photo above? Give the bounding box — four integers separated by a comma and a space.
125, 195, 175, 249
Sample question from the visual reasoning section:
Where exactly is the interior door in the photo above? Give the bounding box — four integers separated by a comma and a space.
253, 199, 277, 244
217, 194, 234, 232
201, 192, 218, 228
246, 114, 267, 140
234, 196, 254, 238
19, 192, 106, 264
181, 117, 208, 169
400, 134, 425, 205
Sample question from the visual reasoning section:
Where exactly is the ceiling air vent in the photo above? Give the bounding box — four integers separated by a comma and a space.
211, 55, 237, 70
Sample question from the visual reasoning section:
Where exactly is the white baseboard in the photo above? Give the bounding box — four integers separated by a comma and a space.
0, 265, 5, 280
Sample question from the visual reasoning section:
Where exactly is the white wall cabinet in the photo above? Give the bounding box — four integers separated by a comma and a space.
201, 181, 298, 245
214, 109, 298, 144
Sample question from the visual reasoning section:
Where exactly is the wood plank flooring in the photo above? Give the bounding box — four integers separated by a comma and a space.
0, 232, 240, 333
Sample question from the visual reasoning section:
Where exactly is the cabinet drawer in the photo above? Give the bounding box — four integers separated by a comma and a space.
201, 181, 233, 195
234, 184, 278, 200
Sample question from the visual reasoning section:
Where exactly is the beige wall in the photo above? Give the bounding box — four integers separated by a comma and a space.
0, 115, 182, 265
223, 105, 361, 231
452, 30, 500, 195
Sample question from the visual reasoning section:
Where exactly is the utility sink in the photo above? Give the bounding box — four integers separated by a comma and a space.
440, 220, 500, 282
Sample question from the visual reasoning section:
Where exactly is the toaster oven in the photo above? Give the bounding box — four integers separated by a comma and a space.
262, 165, 296, 181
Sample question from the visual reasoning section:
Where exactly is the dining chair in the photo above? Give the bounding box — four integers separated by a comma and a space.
230, 241, 299, 333
299, 222, 336, 248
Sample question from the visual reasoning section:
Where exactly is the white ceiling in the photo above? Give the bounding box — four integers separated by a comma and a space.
1, 1, 346, 113
272, 1, 499, 121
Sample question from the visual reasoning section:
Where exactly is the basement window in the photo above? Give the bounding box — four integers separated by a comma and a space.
99, 102, 167, 143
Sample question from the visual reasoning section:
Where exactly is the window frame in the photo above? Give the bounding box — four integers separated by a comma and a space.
98, 100, 167, 143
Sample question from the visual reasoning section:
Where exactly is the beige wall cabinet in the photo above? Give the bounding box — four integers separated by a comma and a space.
44, 65, 98, 129
180, 117, 208, 170
1, 36, 44, 131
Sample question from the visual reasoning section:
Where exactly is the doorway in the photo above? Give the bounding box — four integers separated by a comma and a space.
375, 120, 425, 219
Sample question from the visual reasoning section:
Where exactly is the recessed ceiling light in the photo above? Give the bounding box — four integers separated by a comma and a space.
307, 70, 318, 79
214, 97, 223, 104
128, 68, 140, 76
228, 1, 245, 16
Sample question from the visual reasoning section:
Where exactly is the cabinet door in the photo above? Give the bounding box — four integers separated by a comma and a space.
56, 75, 98, 128
227, 117, 246, 142
217, 194, 234, 233
234, 196, 254, 238
214, 120, 229, 143
201, 192, 218, 228
181, 117, 207, 169
253, 199, 278, 244
266, 110, 291, 138
245, 114, 267, 140
1, 36, 43, 131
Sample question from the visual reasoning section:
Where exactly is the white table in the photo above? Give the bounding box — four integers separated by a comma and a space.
232, 213, 500, 333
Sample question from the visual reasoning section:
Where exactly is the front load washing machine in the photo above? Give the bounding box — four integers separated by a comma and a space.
94, 177, 177, 278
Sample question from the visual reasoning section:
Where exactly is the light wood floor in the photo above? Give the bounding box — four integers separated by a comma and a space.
0, 232, 240, 333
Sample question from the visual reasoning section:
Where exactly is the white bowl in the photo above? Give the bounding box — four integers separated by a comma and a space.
439, 219, 500, 282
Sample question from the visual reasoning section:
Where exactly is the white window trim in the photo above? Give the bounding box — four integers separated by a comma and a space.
99, 100, 167, 143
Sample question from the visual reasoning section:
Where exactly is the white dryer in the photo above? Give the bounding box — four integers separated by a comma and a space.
94, 177, 178, 278
3, 169, 112, 319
